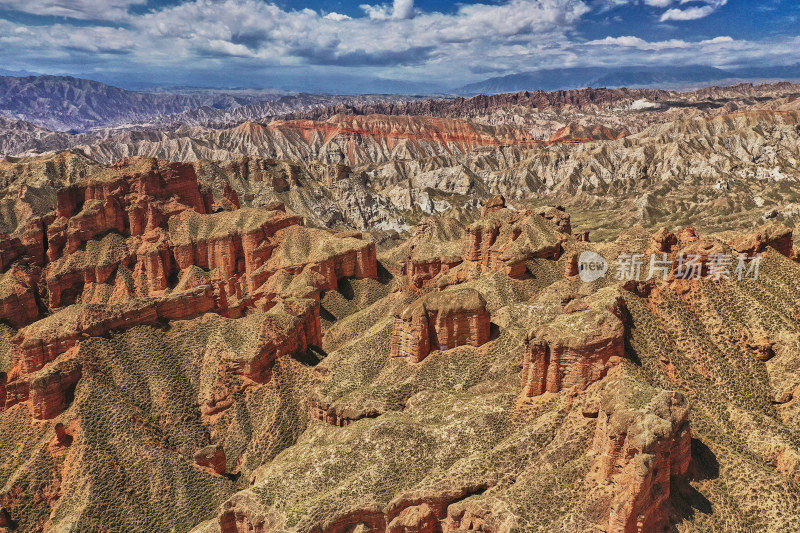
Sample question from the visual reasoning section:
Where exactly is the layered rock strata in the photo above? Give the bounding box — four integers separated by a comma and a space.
522, 288, 627, 397
391, 288, 491, 363
591, 386, 692, 533
0, 156, 377, 421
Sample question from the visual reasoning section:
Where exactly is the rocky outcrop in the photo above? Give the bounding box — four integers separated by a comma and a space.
308, 394, 383, 427
391, 289, 491, 363
219, 299, 321, 382
386, 503, 438, 533
481, 195, 506, 217
408, 256, 463, 289
0, 265, 39, 328
46, 157, 207, 262
730, 222, 794, 257
1, 156, 384, 428
463, 208, 563, 280
442, 498, 512, 533
590, 386, 692, 533
669, 236, 726, 279
748, 337, 775, 362
536, 206, 572, 236
522, 288, 627, 397
548, 123, 628, 143
649, 228, 678, 254
565, 253, 579, 278
2, 346, 82, 420
29, 362, 82, 420
194, 445, 227, 475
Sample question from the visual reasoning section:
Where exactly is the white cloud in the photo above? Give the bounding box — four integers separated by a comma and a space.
0, 0, 796, 88
0, 0, 144, 21
362, 0, 416, 20
324, 12, 351, 21
660, 6, 714, 20
660, 0, 727, 21
394, 0, 416, 19
586, 35, 735, 50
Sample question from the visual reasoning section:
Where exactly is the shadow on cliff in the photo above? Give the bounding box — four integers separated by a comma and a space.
672, 438, 720, 528
290, 346, 327, 367
622, 309, 643, 367
336, 263, 395, 302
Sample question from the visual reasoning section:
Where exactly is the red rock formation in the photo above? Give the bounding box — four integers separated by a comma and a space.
464, 219, 500, 264
548, 123, 629, 143
481, 194, 506, 218
1, 154, 380, 445
442, 498, 511, 533
408, 256, 463, 289
391, 288, 491, 363
308, 394, 383, 427
1, 346, 81, 419
730, 222, 794, 257
649, 228, 678, 254
522, 288, 627, 397
218, 299, 321, 384
565, 253, 579, 278
194, 445, 227, 475
29, 363, 82, 420
269, 114, 542, 163
748, 337, 775, 362
0, 264, 39, 328
0, 372, 6, 412
54, 422, 73, 447
386, 503, 438, 533
47, 158, 207, 262
0, 215, 48, 271
537, 206, 572, 235
672, 238, 725, 278
462, 208, 564, 281
12, 303, 156, 374
590, 388, 692, 533
217, 494, 274, 533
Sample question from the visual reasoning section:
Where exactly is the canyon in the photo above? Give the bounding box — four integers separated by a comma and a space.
2, 80, 800, 533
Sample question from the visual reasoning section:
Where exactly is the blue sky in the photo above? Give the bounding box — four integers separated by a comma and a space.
0, 0, 798, 91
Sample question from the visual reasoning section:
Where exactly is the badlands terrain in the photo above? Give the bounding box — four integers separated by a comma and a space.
2, 78, 800, 532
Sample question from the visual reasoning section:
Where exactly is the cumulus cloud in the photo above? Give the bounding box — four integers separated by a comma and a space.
0, 0, 795, 88
0, 0, 144, 21
587, 34, 734, 50
324, 12, 351, 21
660, 0, 727, 21
660, 5, 713, 20
362, 0, 416, 20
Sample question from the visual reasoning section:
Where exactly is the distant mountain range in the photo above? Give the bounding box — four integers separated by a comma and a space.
454, 64, 800, 95
0, 75, 280, 132
3, 66, 800, 134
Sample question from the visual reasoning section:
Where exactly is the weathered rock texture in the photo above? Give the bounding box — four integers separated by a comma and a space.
391, 288, 491, 362
522, 288, 627, 397
591, 385, 692, 533
195, 445, 227, 475
0, 156, 377, 422
730, 222, 794, 257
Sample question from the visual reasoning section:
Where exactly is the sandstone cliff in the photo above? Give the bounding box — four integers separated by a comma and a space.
391, 288, 491, 363
590, 381, 692, 533
522, 288, 627, 397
